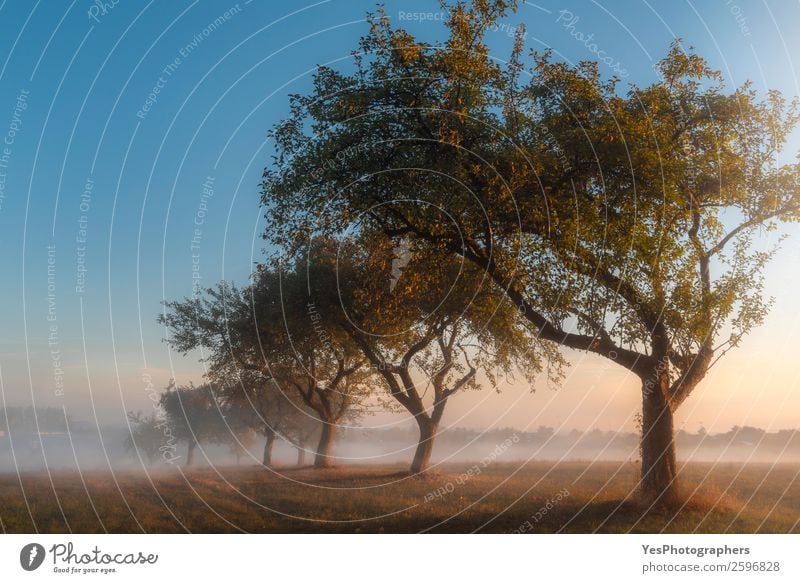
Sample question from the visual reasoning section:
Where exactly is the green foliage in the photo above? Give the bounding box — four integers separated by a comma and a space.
307, 235, 563, 407
260, 1, 799, 412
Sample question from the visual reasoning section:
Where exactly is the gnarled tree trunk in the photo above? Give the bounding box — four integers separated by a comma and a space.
314, 423, 335, 468
296, 446, 306, 466
410, 417, 438, 474
639, 365, 679, 508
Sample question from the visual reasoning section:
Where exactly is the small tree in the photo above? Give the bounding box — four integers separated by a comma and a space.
219, 371, 319, 467
123, 411, 164, 466
224, 427, 257, 466
159, 382, 224, 467
159, 273, 371, 468
215, 393, 260, 465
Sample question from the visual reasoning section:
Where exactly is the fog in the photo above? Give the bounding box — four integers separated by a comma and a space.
2, 423, 799, 475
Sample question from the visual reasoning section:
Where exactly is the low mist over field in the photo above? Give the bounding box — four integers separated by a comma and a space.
2, 407, 798, 474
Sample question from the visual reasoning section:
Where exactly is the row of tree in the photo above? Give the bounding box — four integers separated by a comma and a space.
125, 381, 320, 467
156, 0, 799, 508
157, 237, 554, 472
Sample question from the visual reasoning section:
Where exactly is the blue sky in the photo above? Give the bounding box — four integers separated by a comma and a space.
0, 0, 798, 432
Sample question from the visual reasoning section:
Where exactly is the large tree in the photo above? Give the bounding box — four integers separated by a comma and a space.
260, 1, 800, 505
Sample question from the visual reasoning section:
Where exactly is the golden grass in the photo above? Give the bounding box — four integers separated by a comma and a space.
0, 461, 797, 533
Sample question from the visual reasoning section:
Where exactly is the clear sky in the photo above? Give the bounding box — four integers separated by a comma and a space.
0, 0, 798, 435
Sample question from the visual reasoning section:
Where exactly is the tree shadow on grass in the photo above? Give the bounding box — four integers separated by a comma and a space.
265, 466, 415, 485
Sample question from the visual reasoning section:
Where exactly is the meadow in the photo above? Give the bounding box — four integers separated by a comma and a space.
0, 461, 797, 533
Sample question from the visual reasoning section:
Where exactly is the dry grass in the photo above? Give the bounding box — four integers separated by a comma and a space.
0, 461, 797, 533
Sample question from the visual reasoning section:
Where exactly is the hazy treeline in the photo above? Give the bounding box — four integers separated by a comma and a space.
2, 410, 799, 473
345, 426, 800, 463
122, 381, 321, 468
0, 406, 70, 434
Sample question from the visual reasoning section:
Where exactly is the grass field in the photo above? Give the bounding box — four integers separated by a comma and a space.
0, 461, 798, 533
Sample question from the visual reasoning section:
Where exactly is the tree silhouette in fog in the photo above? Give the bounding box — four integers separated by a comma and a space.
160, 274, 371, 469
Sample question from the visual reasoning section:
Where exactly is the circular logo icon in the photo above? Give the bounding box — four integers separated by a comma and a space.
20, 543, 46, 571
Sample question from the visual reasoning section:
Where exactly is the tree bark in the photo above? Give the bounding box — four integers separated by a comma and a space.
296, 446, 307, 466
314, 423, 335, 468
410, 417, 438, 474
262, 427, 276, 468
185, 438, 196, 468
640, 367, 680, 508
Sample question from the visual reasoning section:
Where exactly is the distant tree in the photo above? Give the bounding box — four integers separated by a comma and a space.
159, 382, 225, 467
124, 411, 164, 466
214, 392, 261, 465
536, 426, 555, 441
224, 426, 257, 465
0, 406, 70, 434
159, 271, 371, 468
219, 371, 319, 467
259, 1, 800, 505
280, 407, 321, 466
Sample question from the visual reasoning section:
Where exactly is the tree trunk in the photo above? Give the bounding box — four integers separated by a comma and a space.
314, 423, 335, 468
262, 428, 276, 468
640, 369, 679, 508
296, 446, 306, 466
185, 438, 196, 468
410, 417, 438, 474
